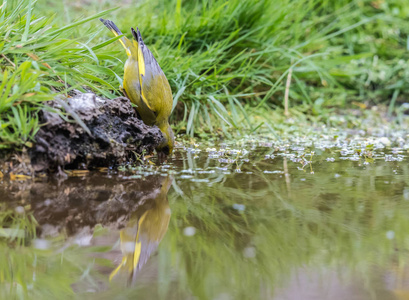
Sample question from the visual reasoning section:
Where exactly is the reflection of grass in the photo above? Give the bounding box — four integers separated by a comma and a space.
0, 208, 68, 299
0, 207, 110, 300
2, 151, 409, 299
0, 206, 37, 243
159, 159, 409, 299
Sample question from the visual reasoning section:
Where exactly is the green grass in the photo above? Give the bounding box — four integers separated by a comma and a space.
1, 0, 409, 148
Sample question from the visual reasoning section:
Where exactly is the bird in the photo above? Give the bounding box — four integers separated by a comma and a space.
109, 176, 173, 283
100, 18, 174, 158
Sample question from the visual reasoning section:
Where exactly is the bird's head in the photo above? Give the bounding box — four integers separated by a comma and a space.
157, 122, 174, 158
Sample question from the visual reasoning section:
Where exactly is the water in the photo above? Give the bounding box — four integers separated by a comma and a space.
2, 134, 409, 300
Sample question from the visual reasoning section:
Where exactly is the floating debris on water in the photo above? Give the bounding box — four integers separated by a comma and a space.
385, 155, 404, 162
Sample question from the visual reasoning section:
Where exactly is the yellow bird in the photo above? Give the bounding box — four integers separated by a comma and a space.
109, 176, 173, 283
100, 19, 174, 157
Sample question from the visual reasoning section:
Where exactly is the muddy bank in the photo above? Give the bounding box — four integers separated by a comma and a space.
4, 91, 163, 174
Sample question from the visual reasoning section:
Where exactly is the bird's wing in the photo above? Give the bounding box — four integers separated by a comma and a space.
135, 201, 171, 272
131, 28, 173, 118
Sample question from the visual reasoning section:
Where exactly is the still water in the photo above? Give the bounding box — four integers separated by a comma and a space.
2, 134, 409, 300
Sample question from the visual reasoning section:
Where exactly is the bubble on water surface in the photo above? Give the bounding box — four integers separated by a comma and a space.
217, 167, 228, 171
198, 170, 216, 174
404, 188, 409, 200
75, 234, 92, 246
191, 178, 210, 183
187, 148, 201, 154
340, 149, 354, 156
386, 230, 395, 240
349, 156, 360, 161
232, 204, 245, 211
183, 227, 196, 236
243, 246, 256, 258
263, 170, 284, 174
15, 206, 25, 214
214, 293, 233, 300
219, 158, 236, 164
33, 239, 50, 250
123, 242, 137, 253
385, 154, 404, 162
379, 137, 391, 146
181, 169, 194, 174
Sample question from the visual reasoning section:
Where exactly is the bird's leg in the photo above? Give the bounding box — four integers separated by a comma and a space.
120, 86, 129, 99
157, 151, 167, 164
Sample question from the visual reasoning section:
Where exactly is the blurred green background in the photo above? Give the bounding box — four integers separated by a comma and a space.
1, 0, 409, 146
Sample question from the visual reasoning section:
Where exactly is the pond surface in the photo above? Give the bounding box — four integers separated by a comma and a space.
2, 133, 409, 300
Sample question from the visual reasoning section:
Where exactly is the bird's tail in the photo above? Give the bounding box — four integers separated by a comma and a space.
131, 27, 143, 46
109, 229, 142, 282
100, 18, 131, 53
100, 18, 122, 36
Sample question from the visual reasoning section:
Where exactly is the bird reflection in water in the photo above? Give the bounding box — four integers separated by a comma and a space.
109, 176, 173, 284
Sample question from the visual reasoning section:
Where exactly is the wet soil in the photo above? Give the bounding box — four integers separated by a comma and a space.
2, 91, 163, 174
